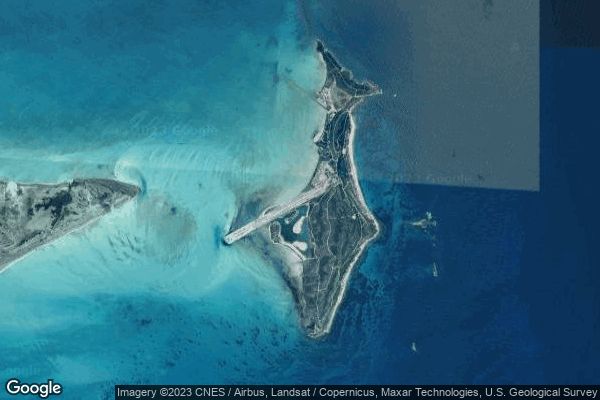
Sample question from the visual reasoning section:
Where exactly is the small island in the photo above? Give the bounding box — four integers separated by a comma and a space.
0, 178, 139, 273
225, 41, 380, 337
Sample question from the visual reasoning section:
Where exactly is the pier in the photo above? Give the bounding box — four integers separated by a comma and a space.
223, 177, 332, 245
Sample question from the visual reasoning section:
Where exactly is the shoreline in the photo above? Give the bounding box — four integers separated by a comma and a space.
1, 211, 107, 275
316, 112, 381, 337
303, 41, 382, 337
223, 39, 382, 338
0, 179, 139, 274
283, 40, 382, 337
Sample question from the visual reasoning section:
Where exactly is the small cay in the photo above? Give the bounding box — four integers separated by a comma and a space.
0, 178, 139, 272
225, 41, 380, 338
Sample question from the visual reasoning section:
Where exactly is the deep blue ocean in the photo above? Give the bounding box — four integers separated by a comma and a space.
0, 1, 599, 397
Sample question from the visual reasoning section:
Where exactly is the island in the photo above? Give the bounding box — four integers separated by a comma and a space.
224, 41, 380, 338
0, 178, 139, 273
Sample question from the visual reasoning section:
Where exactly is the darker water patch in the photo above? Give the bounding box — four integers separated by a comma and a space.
213, 225, 222, 249
139, 175, 147, 196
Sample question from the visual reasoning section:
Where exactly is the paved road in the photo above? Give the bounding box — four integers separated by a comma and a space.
224, 179, 331, 245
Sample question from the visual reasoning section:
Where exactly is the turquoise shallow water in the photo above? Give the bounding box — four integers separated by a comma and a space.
0, 0, 339, 395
